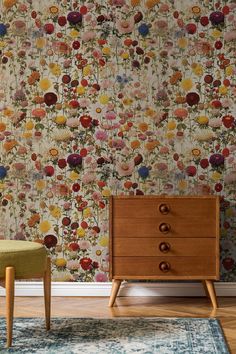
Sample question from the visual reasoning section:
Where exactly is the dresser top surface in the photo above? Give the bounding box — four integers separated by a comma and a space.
110, 195, 219, 200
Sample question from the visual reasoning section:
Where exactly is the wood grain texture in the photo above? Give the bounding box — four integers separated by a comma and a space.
5, 267, 15, 348
113, 217, 216, 238
113, 238, 216, 257
113, 256, 217, 278
43, 257, 51, 331
109, 196, 220, 305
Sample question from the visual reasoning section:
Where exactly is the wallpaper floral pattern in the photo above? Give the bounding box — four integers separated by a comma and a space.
0, 0, 236, 281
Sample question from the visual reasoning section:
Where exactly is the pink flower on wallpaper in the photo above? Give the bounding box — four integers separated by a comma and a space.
116, 160, 135, 177
116, 18, 134, 34
95, 130, 108, 141
95, 272, 108, 282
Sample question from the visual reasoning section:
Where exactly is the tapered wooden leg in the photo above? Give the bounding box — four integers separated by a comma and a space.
43, 257, 51, 330
202, 280, 209, 298
204, 280, 218, 309
5, 267, 15, 348
109, 279, 121, 307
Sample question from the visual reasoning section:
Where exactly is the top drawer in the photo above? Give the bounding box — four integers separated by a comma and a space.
112, 197, 218, 219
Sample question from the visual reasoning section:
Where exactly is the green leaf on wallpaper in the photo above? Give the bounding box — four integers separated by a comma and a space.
35, 123, 44, 130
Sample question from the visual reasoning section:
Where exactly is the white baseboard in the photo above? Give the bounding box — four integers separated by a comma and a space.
0, 281, 236, 297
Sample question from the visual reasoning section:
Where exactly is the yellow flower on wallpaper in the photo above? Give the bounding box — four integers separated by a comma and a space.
77, 228, 86, 237
77, 86, 86, 95
35, 180, 46, 191
39, 220, 51, 233
145, 108, 156, 118
39, 78, 52, 91
25, 121, 34, 130
55, 115, 67, 125
211, 171, 222, 182
50, 206, 61, 219
69, 29, 80, 38
83, 207, 92, 218
219, 86, 228, 95
35, 37, 46, 49
99, 236, 109, 247
0, 183, 5, 190
69, 171, 80, 181
181, 78, 193, 91
225, 66, 233, 76
178, 180, 188, 191
131, 0, 141, 6
0, 41, 6, 48
167, 121, 176, 130
83, 65, 92, 76
197, 116, 209, 125
49, 5, 59, 15
165, 131, 175, 139
211, 29, 222, 39
178, 37, 188, 49
99, 95, 110, 105
102, 47, 111, 55
102, 188, 111, 197
50, 64, 61, 77
121, 52, 129, 59
55, 258, 67, 267
192, 64, 203, 76
192, 148, 201, 157
22, 131, 33, 139
123, 98, 133, 105
3, 108, 14, 117
3, 0, 16, 9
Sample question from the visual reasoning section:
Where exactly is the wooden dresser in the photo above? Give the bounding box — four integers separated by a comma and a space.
109, 196, 220, 308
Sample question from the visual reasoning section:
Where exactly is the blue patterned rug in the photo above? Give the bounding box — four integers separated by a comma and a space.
0, 317, 230, 354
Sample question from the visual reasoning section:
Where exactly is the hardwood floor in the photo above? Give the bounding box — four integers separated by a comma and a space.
0, 296, 235, 352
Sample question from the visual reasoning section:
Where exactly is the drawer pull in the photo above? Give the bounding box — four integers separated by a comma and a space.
159, 242, 170, 253
159, 203, 170, 214
159, 261, 170, 272
159, 223, 171, 233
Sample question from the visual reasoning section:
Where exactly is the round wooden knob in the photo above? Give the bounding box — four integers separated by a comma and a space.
159, 223, 171, 233
159, 261, 170, 272
159, 242, 170, 253
159, 203, 170, 214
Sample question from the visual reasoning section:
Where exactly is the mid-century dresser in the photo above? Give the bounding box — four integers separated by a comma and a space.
109, 195, 220, 308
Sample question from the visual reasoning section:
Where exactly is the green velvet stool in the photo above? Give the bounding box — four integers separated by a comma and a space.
0, 240, 51, 347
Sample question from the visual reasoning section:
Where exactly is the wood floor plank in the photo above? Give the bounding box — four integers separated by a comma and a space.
0, 296, 235, 352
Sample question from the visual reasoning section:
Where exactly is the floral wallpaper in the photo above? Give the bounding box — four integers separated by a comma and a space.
0, 0, 236, 282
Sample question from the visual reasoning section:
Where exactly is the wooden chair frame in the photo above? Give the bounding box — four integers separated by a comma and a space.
1, 257, 51, 347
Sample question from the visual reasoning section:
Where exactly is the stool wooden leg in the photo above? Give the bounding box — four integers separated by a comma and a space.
43, 257, 51, 330
5, 267, 15, 348
204, 280, 218, 309
109, 279, 121, 307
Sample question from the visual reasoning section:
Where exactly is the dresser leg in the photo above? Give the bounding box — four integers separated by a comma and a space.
109, 279, 121, 307
202, 280, 209, 298
204, 280, 218, 309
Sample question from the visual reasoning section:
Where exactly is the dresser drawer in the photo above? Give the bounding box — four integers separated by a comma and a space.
113, 238, 216, 257
113, 217, 216, 238
112, 197, 217, 219
113, 256, 216, 279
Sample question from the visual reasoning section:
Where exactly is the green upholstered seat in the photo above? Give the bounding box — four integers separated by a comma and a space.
0, 240, 47, 278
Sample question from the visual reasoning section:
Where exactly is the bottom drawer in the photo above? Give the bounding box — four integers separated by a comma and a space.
113, 257, 217, 279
